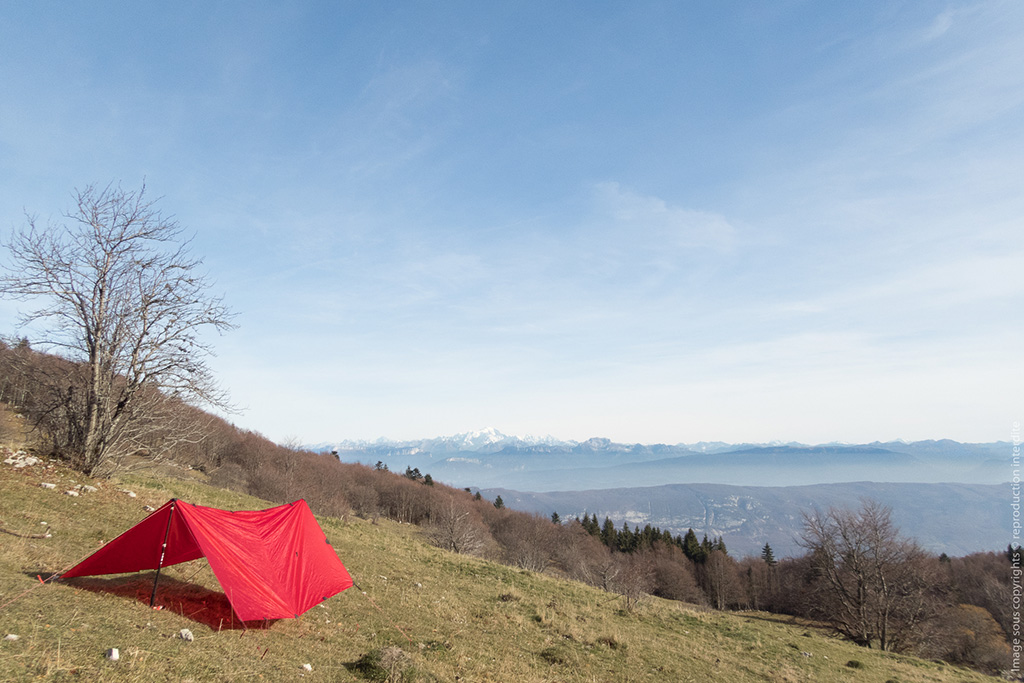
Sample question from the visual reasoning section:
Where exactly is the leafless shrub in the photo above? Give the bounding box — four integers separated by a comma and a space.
377, 475, 432, 524
340, 466, 382, 520
549, 521, 612, 585
489, 510, 554, 572
426, 494, 490, 556
946, 551, 1013, 639
649, 543, 705, 605
611, 552, 655, 611
917, 604, 1011, 674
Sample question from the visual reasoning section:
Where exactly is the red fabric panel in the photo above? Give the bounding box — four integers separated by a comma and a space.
61, 500, 203, 578
61, 499, 353, 621
173, 500, 353, 621
275, 500, 354, 616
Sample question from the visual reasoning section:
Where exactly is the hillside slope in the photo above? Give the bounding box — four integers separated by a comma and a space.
0, 457, 999, 682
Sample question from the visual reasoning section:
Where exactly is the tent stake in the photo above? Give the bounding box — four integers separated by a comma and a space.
149, 499, 176, 608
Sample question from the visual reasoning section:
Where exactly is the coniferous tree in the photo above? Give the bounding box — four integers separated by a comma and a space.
601, 517, 617, 548
1008, 543, 1022, 568
761, 542, 777, 566
551, 511, 561, 525
493, 495, 505, 509
618, 521, 635, 552
701, 534, 713, 557
640, 524, 656, 550
683, 529, 704, 562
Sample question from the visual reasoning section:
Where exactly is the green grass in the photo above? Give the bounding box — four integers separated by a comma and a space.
0, 459, 1001, 682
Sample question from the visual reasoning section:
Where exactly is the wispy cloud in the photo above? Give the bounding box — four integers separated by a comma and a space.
921, 9, 955, 42
592, 181, 737, 252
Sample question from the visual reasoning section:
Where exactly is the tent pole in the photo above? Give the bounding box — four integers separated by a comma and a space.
149, 499, 176, 608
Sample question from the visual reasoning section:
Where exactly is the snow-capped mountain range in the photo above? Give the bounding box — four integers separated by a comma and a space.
313, 427, 807, 456
320, 427, 564, 454
307, 429, 1007, 491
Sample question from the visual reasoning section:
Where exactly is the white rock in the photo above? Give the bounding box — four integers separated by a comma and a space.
3, 634, 19, 641
40, 483, 56, 489
179, 628, 194, 642
23, 456, 39, 466
107, 648, 119, 661
121, 490, 137, 498
82, 485, 98, 493
143, 505, 155, 512
64, 490, 80, 497
301, 664, 313, 672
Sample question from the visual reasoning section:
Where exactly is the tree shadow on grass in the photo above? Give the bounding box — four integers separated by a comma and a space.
59, 572, 278, 631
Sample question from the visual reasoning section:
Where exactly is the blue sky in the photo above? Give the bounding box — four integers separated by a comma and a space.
1, 2, 1021, 445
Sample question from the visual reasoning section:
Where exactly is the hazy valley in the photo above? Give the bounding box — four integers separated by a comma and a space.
322, 430, 1011, 558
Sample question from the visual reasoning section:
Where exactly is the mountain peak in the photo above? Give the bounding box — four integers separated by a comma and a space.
455, 428, 509, 449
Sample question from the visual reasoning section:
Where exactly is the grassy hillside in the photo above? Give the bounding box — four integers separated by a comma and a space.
0, 456, 1000, 682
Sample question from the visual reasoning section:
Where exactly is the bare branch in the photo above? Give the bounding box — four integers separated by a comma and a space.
0, 182, 235, 476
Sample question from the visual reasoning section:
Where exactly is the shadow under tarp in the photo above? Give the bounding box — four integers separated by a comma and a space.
63, 570, 278, 630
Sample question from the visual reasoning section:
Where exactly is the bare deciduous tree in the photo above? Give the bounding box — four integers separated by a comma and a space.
490, 510, 554, 572
612, 552, 655, 611
0, 183, 234, 476
549, 521, 611, 586
800, 499, 934, 651
427, 494, 490, 556
701, 549, 741, 610
649, 543, 704, 605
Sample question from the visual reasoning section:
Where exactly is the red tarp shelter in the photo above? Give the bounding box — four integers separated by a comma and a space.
61, 499, 353, 621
